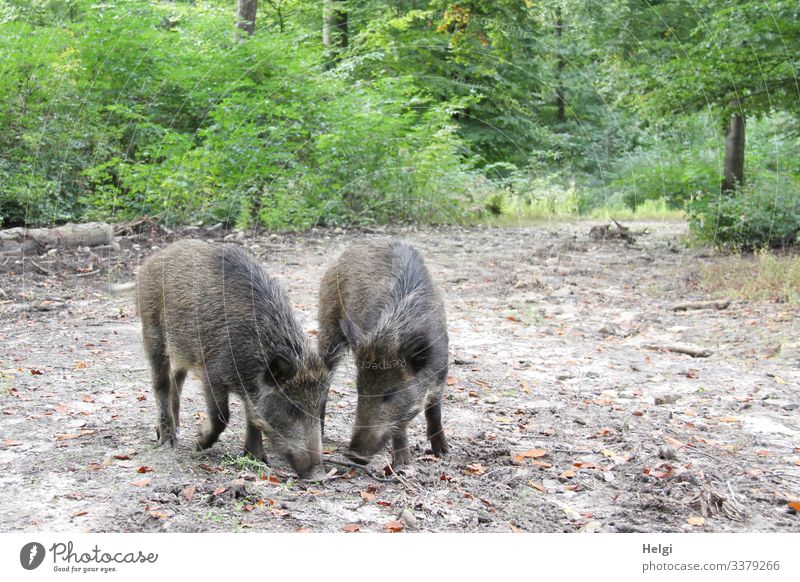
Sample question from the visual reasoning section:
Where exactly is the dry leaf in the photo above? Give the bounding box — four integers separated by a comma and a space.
384, 520, 405, 533
3, 439, 23, 447
464, 463, 487, 475
114, 454, 131, 460
446, 376, 457, 386
719, 417, 740, 423
360, 491, 376, 502
137, 466, 154, 473
181, 485, 196, 501
520, 448, 547, 458
687, 516, 705, 526
560, 470, 576, 479
212, 486, 227, 496
75, 361, 88, 369
342, 524, 361, 533
131, 479, 150, 487
528, 481, 546, 493
54, 433, 79, 441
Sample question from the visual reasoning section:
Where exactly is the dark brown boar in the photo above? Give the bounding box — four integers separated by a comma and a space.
134, 240, 328, 478
318, 239, 449, 467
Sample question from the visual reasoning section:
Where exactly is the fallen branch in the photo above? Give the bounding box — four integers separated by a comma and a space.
685, 484, 744, 521
671, 300, 731, 312
322, 457, 397, 483
644, 343, 713, 358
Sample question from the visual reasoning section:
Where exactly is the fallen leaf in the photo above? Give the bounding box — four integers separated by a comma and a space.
114, 454, 131, 461
54, 433, 79, 441
520, 448, 547, 458
446, 376, 457, 386
53, 404, 69, 414
464, 463, 487, 475
137, 466, 154, 473
528, 481, 546, 492
75, 361, 88, 369
687, 516, 705, 526
243, 505, 255, 512
181, 485, 196, 501
199, 463, 222, 473
3, 439, 23, 447
360, 491, 375, 502
30, 369, 43, 375
560, 470, 576, 479
82, 395, 95, 403
296, 527, 311, 533
342, 524, 361, 533
131, 479, 150, 487
86, 463, 103, 471
384, 520, 405, 533
719, 417, 741, 423
149, 511, 167, 519
212, 486, 227, 496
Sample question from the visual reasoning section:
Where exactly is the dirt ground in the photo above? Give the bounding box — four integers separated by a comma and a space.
1, 221, 798, 533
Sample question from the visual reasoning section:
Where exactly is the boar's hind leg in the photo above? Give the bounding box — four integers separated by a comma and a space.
196, 382, 230, 451
425, 399, 449, 457
143, 328, 177, 446
244, 421, 269, 464
171, 369, 186, 434
391, 427, 412, 467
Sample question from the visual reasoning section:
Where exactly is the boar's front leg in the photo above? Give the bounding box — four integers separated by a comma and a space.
244, 421, 269, 464
143, 326, 177, 447
391, 426, 412, 467
196, 382, 230, 451
425, 398, 449, 457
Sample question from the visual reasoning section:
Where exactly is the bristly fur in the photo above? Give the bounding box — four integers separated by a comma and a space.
317, 238, 450, 466
135, 239, 329, 478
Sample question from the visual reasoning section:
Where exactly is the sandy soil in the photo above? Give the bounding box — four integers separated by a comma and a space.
1, 221, 798, 533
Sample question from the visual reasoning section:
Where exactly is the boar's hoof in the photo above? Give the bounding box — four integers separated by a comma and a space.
155, 425, 177, 447
391, 447, 412, 468
430, 434, 449, 457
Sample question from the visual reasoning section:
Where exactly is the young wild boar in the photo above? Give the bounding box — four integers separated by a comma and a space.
134, 240, 328, 478
318, 239, 449, 467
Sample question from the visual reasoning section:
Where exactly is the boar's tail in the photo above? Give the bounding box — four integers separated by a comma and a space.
108, 282, 137, 296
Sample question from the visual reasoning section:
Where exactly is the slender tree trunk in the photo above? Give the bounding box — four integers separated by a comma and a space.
323, 0, 348, 67
554, 6, 566, 124
722, 101, 745, 193
236, 0, 258, 37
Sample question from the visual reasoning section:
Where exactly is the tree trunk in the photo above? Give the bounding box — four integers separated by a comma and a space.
722, 102, 745, 193
323, 0, 348, 66
236, 0, 258, 37
554, 6, 566, 123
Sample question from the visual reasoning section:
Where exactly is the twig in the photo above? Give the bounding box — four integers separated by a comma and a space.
644, 343, 713, 358
322, 457, 397, 483
29, 260, 53, 276
671, 300, 731, 312
76, 269, 101, 278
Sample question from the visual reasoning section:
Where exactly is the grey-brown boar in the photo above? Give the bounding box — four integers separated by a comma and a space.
318, 239, 449, 467
134, 240, 328, 478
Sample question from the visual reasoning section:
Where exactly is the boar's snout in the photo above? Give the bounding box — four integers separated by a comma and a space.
345, 426, 390, 465
285, 435, 323, 479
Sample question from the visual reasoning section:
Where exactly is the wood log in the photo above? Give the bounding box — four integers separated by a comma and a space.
0, 222, 113, 255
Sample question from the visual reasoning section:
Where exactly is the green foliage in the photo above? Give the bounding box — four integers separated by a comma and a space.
688, 180, 800, 250
0, 0, 797, 238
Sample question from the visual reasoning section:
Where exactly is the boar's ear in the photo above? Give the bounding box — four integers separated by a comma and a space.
402, 332, 432, 374
339, 314, 366, 347
265, 353, 296, 387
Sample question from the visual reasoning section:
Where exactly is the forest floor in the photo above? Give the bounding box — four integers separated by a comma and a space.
1, 220, 798, 533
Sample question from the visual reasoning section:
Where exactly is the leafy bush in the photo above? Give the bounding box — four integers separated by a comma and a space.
688, 181, 800, 250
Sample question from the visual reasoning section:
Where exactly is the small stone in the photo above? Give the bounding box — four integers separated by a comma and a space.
550, 286, 573, 298
399, 508, 418, 531
654, 394, 681, 405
